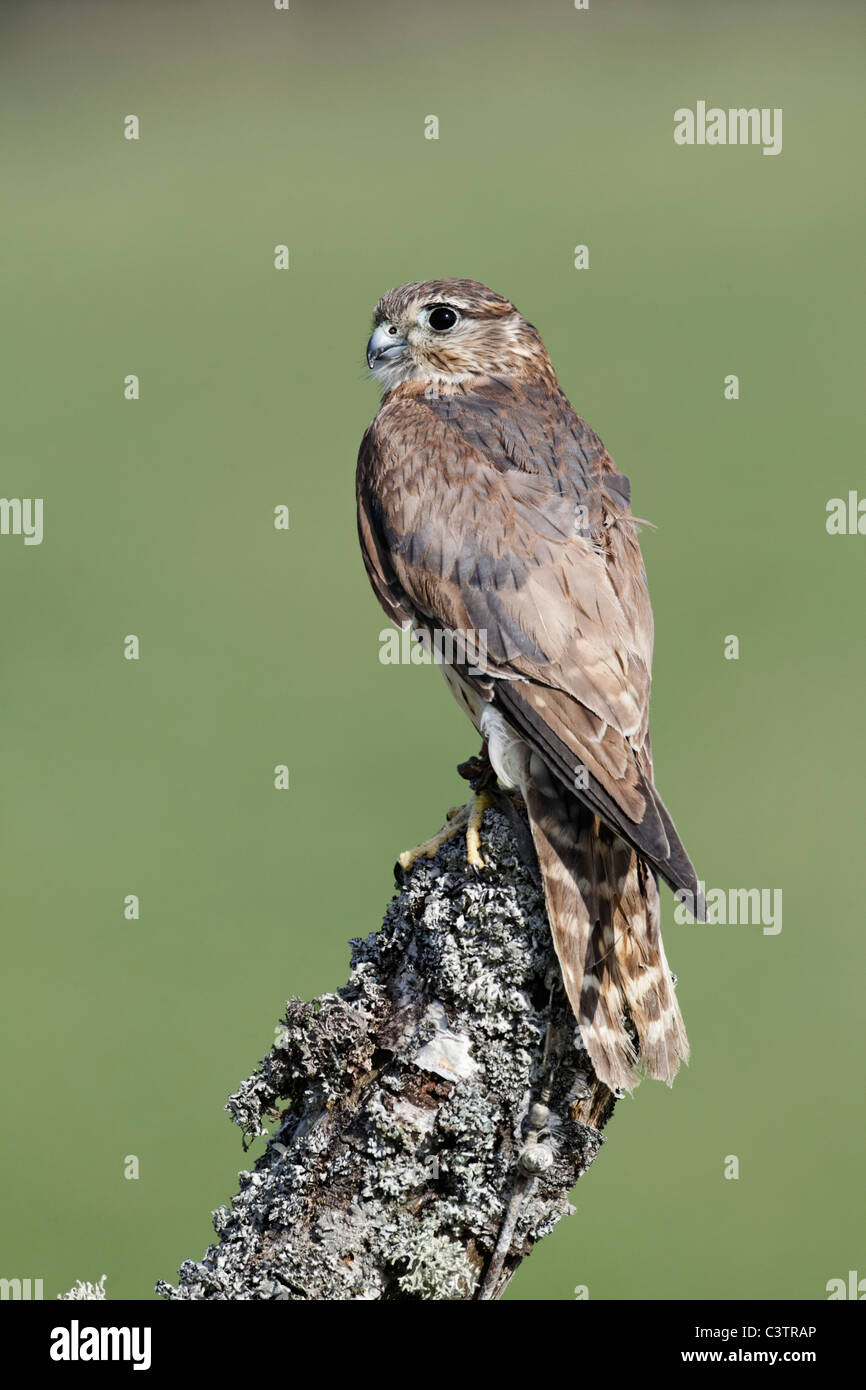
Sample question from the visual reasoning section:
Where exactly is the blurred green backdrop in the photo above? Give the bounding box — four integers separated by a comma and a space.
0, 0, 863, 1302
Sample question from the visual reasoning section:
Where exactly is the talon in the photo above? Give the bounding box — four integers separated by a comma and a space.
398, 788, 494, 873
466, 789, 493, 869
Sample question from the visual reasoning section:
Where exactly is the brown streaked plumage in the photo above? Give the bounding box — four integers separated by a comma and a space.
355, 278, 702, 1092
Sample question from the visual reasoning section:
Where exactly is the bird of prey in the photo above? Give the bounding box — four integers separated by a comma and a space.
356, 279, 702, 1093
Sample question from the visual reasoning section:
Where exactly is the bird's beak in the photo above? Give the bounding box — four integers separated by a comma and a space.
366, 323, 408, 369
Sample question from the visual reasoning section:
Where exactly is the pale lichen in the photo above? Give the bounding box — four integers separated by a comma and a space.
58, 1274, 107, 1301
157, 806, 615, 1301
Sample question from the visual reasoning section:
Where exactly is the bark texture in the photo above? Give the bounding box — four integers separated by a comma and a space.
156, 802, 617, 1301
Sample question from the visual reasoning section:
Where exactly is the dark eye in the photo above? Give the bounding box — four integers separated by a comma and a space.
427, 305, 459, 331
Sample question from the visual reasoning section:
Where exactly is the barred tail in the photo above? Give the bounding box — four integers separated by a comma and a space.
523, 778, 688, 1093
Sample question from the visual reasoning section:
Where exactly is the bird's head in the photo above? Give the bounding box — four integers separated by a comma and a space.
366, 278, 551, 393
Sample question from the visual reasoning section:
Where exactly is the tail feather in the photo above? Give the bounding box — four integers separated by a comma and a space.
523, 775, 688, 1093
611, 850, 690, 1083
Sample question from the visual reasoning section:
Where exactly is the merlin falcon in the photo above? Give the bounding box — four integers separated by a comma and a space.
356, 279, 702, 1093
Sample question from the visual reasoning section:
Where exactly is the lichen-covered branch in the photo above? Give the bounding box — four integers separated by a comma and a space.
156, 802, 617, 1302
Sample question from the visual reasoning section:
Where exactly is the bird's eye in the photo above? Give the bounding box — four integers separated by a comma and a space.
426, 305, 459, 331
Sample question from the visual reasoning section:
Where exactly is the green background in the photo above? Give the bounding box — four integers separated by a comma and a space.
0, 0, 863, 1301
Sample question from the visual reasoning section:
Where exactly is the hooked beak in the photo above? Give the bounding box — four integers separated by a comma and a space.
366, 322, 408, 370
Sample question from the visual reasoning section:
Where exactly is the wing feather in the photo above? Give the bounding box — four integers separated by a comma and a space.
356, 376, 700, 900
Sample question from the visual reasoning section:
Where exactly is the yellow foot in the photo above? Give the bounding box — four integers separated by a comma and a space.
398, 789, 494, 873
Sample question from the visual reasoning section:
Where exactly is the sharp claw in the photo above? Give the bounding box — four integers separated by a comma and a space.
397, 787, 492, 875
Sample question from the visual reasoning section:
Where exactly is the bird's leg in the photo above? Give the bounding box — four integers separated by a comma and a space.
456, 748, 497, 869
397, 745, 495, 875
459, 751, 538, 872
